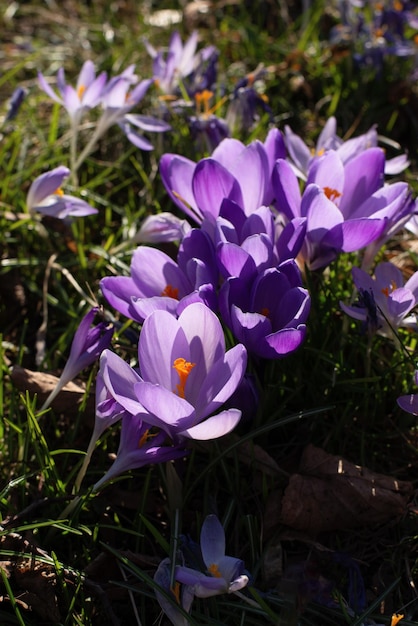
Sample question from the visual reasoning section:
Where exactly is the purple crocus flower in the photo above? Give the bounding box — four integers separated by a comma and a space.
98, 303, 247, 442
397, 371, 418, 415
39, 307, 114, 412
273, 148, 414, 270
4, 86, 26, 122
91, 67, 170, 151
26, 166, 97, 218
284, 116, 409, 179
145, 30, 218, 97
159, 128, 286, 224
340, 262, 418, 338
154, 557, 194, 626
100, 228, 218, 322
38, 60, 107, 124
92, 413, 186, 492
219, 259, 310, 359
175, 515, 249, 598
134, 212, 192, 244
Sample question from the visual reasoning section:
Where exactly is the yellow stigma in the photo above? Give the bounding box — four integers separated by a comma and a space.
323, 186, 342, 202
173, 357, 196, 399
208, 563, 222, 578
195, 89, 214, 116
393, 0, 402, 11
311, 147, 325, 157
77, 84, 86, 99
161, 284, 179, 299
54, 187, 64, 196
391, 614, 404, 626
260, 307, 270, 318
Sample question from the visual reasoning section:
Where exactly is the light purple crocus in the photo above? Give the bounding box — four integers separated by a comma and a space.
26, 166, 97, 218
38, 60, 107, 124
98, 303, 247, 442
175, 514, 249, 598
100, 229, 218, 322
154, 557, 194, 626
219, 259, 310, 359
159, 128, 286, 224
145, 30, 218, 97
284, 116, 409, 179
273, 148, 414, 270
97, 67, 170, 150
39, 307, 114, 412
134, 212, 192, 244
340, 262, 418, 338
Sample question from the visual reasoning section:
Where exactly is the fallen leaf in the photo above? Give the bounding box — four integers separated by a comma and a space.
279, 444, 413, 534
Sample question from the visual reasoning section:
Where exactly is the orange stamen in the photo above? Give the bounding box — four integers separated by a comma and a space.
381, 280, 397, 298
208, 563, 222, 578
173, 357, 196, 399
171, 582, 181, 604
261, 307, 270, 318
77, 84, 86, 99
54, 187, 64, 196
323, 186, 342, 202
161, 284, 179, 299
391, 614, 404, 626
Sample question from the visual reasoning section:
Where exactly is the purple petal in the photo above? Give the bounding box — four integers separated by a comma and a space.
179, 408, 242, 440
200, 514, 225, 566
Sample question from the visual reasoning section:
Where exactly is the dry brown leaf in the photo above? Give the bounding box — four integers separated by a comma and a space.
279, 444, 413, 534
10, 365, 95, 416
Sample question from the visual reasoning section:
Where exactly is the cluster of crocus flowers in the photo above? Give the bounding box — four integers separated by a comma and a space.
90, 303, 247, 491
38, 60, 170, 173
154, 514, 249, 625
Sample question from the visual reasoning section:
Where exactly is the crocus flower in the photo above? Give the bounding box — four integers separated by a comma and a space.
38, 60, 107, 124
340, 262, 418, 338
284, 116, 409, 179
100, 228, 218, 322
98, 302, 247, 442
145, 30, 218, 97
154, 557, 194, 626
92, 413, 186, 492
397, 371, 418, 415
273, 149, 414, 270
159, 128, 286, 224
39, 307, 114, 412
26, 166, 97, 218
4, 86, 26, 122
175, 514, 249, 598
134, 212, 192, 244
226, 65, 272, 135
219, 259, 310, 359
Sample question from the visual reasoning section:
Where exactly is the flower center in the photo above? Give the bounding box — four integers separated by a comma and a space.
171, 582, 181, 604
260, 307, 270, 318
161, 284, 179, 299
137, 428, 158, 448
53, 187, 64, 196
173, 357, 196, 399
208, 563, 222, 578
77, 84, 86, 99
381, 280, 397, 297
323, 186, 342, 203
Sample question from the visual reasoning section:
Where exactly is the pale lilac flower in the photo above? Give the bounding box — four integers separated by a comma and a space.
38, 60, 107, 123
134, 212, 192, 244
284, 116, 409, 179
154, 557, 194, 626
145, 31, 218, 96
39, 307, 113, 412
175, 515, 249, 598
26, 166, 97, 218
340, 262, 418, 337
98, 303, 247, 442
